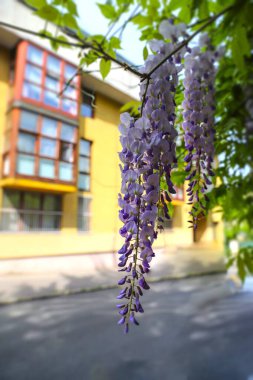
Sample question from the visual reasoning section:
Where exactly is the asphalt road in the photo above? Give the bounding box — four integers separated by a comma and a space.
0, 275, 253, 380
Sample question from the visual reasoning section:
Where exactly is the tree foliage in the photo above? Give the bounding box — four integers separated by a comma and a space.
24, 0, 253, 281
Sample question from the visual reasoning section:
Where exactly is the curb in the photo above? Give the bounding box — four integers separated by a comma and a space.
0, 269, 227, 307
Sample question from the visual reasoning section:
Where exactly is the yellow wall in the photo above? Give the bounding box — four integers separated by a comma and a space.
0, 47, 9, 180
61, 192, 78, 232
79, 94, 122, 234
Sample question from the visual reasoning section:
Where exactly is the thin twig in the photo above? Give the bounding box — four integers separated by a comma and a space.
0, 21, 85, 47
103, 3, 130, 40
188, 16, 212, 28
140, 77, 150, 116
113, 5, 141, 40
0, 20, 143, 78
141, 5, 233, 82
58, 67, 81, 97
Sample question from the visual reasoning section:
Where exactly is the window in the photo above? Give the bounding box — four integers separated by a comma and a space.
78, 139, 91, 191
13, 110, 77, 182
17, 154, 35, 175
47, 55, 61, 73
20, 111, 38, 132
80, 91, 94, 118
61, 123, 76, 142
1, 190, 62, 232
78, 197, 91, 231
41, 118, 58, 137
27, 45, 43, 65
22, 43, 79, 116
40, 138, 57, 158
39, 159, 55, 179
18, 133, 36, 153
59, 162, 73, 181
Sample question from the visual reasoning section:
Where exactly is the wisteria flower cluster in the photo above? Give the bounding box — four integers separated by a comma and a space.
117, 21, 187, 333
182, 34, 218, 229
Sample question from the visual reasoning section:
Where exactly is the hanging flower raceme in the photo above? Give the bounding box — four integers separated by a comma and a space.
182, 34, 218, 229
117, 21, 187, 333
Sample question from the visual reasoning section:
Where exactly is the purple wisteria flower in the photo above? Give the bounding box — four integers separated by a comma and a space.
182, 34, 219, 229
117, 21, 187, 333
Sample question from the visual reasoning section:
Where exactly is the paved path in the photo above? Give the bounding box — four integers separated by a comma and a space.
0, 247, 225, 303
0, 275, 252, 380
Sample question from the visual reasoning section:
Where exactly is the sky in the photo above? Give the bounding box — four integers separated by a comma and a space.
76, 0, 145, 66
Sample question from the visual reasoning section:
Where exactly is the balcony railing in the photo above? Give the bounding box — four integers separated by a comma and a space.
0, 208, 62, 232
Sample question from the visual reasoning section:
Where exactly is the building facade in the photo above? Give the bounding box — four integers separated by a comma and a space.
0, 0, 224, 261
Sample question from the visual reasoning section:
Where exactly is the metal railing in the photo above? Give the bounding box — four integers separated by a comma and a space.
0, 208, 62, 232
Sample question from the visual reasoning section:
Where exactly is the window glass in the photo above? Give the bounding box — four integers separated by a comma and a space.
77, 197, 91, 231
78, 197, 91, 214
41, 118, 58, 137
78, 174, 90, 191
3, 191, 20, 209
39, 159, 55, 179
27, 45, 43, 65
79, 156, 90, 172
64, 64, 76, 82
42, 215, 59, 230
61, 124, 76, 142
23, 82, 41, 101
43, 195, 60, 211
25, 64, 42, 84
20, 111, 38, 132
59, 162, 73, 181
45, 76, 60, 91
60, 143, 73, 162
40, 138, 57, 158
18, 133, 36, 153
47, 55, 61, 73
1, 191, 62, 232
81, 103, 93, 118
24, 192, 40, 209
17, 154, 35, 175
44, 90, 59, 108
81, 93, 94, 118
80, 140, 90, 156
64, 86, 77, 99
62, 98, 77, 115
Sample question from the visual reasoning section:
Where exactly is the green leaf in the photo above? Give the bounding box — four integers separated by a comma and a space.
109, 36, 121, 49
143, 46, 148, 61
244, 255, 253, 274
100, 59, 111, 79
198, 0, 209, 19
171, 170, 187, 186
62, 13, 79, 30
226, 257, 235, 269
35, 5, 60, 22
168, 0, 181, 11
25, 0, 46, 8
231, 34, 245, 71
236, 26, 251, 58
132, 15, 152, 28
66, 0, 78, 16
97, 3, 117, 19
120, 100, 141, 115
178, 2, 191, 23
237, 256, 246, 282
50, 34, 69, 51
81, 51, 99, 66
